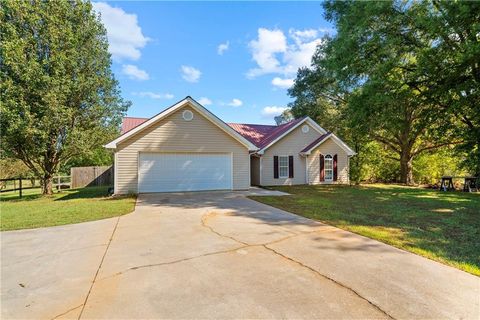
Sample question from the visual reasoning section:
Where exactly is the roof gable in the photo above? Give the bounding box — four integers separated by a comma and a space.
300, 133, 356, 156
105, 97, 257, 150
111, 100, 346, 154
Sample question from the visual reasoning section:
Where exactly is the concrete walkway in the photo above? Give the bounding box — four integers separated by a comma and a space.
1, 190, 479, 319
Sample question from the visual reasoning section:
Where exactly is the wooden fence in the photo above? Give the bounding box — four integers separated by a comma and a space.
70, 166, 113, 189
0, 176, 70, 198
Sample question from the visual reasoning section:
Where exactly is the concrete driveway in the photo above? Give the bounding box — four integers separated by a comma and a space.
2, 190, 479, 319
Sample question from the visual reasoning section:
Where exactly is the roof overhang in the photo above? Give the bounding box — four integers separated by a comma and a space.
299, 133, 356, 156
256, 117, 327, 155
105, 97, 258, 151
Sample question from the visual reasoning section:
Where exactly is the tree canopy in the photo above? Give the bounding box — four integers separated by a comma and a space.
288, 0, 479, 184
0, 0, 130, 194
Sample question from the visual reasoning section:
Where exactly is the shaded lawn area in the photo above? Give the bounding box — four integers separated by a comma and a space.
0, 186, 136, 231
249, 184, 480, 276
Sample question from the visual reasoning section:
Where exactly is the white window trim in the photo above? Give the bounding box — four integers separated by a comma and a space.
278, 155, 289, 178
324, 154, 333, 182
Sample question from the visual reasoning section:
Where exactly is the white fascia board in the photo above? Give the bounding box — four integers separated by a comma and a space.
257, 117, 327, 155
187, 98, 258, 150
301, 133, 356, 156
304, 117, 328, 136
104, 97, 258, 151
330, 133, 356, 156
300, 133, 332, 156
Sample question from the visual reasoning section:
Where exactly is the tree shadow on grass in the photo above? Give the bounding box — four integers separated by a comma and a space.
54, 186, 110, 201
54, 186, 135, 202
0, 192, 43, 202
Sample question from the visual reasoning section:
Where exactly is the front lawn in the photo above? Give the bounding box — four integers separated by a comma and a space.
0, 186, 136, 231
249, 184, 480, 276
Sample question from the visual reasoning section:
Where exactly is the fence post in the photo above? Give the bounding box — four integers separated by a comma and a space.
19, 177, 22, 198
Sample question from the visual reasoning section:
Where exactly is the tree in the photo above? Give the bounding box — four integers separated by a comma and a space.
274, 109, 294, 125
410, 1, 480, 176
290, 1, 464, 185
1, 0, 129, 194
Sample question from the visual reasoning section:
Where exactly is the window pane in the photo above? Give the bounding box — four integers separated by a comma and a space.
278, 156, 289, 177
324, 156, 333, 180
325, 169, 333, 180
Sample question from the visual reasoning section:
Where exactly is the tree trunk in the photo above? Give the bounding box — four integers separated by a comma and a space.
475, 139, 480, 177
400, 152, 414, 185
42, 176, 54, 195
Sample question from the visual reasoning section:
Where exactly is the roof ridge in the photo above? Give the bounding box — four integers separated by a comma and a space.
227, 117, 304, 128
227, 122, 277, 127
259, 117, 303, 139
123, 116, 149, 119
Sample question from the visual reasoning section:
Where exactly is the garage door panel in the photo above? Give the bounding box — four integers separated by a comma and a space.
138, 153, 232, 192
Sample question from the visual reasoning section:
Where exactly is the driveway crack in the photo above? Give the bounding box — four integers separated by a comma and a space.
96, 245, 249, 281
262, 244, 395, 320
201, 211, 250, 245
77, 216, 120, 319
51, 304, 83, 320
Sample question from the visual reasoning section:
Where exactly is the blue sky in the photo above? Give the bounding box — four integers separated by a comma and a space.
93, 1, 333, 124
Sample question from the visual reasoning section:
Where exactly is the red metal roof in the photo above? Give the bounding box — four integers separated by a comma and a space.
228, 117, 306, 149
121, 117, 148, 134
120, 116, 308, 150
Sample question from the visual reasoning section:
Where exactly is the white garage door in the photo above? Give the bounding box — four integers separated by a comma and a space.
138, 152, 232, 193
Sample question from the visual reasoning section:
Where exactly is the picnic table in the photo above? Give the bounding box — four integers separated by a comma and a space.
440, 176, 478, 192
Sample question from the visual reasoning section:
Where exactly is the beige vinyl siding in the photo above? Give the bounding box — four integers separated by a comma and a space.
115, 104, 249, 194
250, 156, 260, 186
261, 123, 322, 186
307, 138, 349, 184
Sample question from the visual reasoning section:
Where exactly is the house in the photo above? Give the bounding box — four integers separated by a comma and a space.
105, 96, 355, 194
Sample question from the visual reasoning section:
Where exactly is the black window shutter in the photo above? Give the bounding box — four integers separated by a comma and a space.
288, 156, 294, 178
333, 154, 338, 181
273, 156, 279, 179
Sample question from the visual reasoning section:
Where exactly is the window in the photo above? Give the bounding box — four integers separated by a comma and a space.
324, 154, 333, 181
279, 156, 289, 178
301, 125, 310, 133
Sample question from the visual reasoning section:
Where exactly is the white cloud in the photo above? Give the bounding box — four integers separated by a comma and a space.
272, 77, 294, 89
217, 41, 229, 55
181, 65, 201, 83
247, 28, 287, 78
289, 28, 318, 45
227, 98, 243, 107
92, 2, 149, 61
247, 28, 324, 82
135, 92, 174, 99
198, 97, 212, 106
122, 64, 149, 81
261, 106, 288, 118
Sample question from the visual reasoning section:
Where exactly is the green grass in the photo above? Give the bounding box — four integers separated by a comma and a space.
0, 186, 136, 231
249, 184, 480, 276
